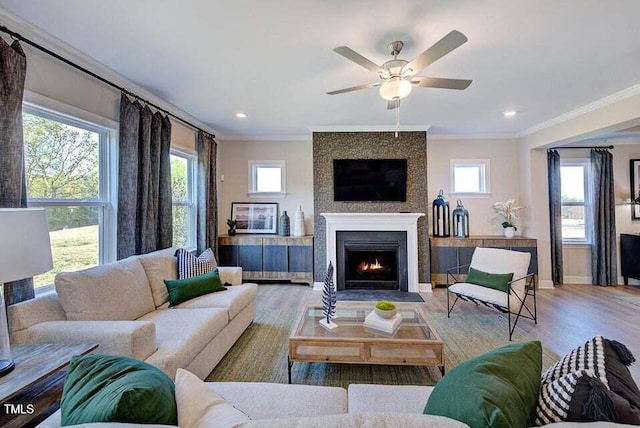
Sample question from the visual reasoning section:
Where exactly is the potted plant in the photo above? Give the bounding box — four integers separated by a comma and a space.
492, 199, 522, 238
374, 300, 397, 319
226, 219, 238, 236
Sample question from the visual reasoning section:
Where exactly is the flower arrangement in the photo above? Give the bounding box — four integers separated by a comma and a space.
492, 199, 522, 230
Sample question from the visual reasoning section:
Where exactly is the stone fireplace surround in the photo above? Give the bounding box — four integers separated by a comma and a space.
318, 213, 426, 292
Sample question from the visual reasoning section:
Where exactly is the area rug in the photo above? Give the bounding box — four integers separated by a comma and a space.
336, 290, 424, 302
611, 294, 640, 308
207, 309, 558, 388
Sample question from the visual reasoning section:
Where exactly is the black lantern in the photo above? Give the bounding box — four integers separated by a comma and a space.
452, 200, 469, 238
432, 190, 450, 237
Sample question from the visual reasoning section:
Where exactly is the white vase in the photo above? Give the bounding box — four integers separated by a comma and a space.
293, 205, 306, 237
504, 227, 515, 238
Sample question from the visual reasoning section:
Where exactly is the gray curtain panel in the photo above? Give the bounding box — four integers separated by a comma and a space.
547, 149, 563, 285
117, 93, 173, 259
591, 149, 617, 286
196, 131, 218, 255
0, 39, 34, 305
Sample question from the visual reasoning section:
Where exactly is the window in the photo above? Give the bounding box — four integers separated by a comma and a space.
171, 151, 196, 249
248, 160, 286, 197
450, 159, 491, 195
23, 105, 115, 288
560, 160, 591, 243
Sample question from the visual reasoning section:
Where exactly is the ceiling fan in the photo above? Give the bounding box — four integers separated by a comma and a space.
327, 30, 472, 109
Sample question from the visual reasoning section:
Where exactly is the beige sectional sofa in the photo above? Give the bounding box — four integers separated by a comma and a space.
38, 381, 629, 427
7, 247, 258, 379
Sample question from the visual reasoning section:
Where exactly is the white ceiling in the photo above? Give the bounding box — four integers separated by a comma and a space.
1, 0, 640, 139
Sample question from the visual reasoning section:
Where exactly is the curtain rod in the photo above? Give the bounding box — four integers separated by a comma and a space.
548, 145, 614, 150
0, 24, 215, 139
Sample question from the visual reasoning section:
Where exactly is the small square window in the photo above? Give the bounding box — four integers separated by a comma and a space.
450, 160, 490, 195
248, 160, 286, 197
256, 167, 282, 192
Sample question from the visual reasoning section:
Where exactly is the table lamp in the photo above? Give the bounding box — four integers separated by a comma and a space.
0, 208, 53, 377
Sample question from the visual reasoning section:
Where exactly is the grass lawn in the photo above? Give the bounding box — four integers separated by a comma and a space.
34, 225, 98, 287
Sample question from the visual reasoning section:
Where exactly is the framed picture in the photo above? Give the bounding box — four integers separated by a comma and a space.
231, 202, 278, 234
632, 159, 640, 220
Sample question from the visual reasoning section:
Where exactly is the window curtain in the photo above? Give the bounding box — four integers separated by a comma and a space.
547, 149, 563, 285
0, 39, 34, 305
117, 93, 173, 259
591, 148, 617, 286
196, 131, 218, 254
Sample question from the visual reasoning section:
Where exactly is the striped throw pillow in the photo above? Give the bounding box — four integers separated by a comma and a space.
535, 370, 614, 425
175, 248, 218, 280
536, 336, 640, 425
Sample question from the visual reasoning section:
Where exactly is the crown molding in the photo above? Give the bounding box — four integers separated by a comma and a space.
519, 83, 640, 137
309, 125, 431, 133
0, 7, 217, 136
217, 134, 311, 142
428, 133, 519, 140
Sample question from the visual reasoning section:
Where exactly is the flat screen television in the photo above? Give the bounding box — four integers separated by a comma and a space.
333, 159, 407, 202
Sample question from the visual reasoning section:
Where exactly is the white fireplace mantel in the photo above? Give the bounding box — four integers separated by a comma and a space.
318, 212, 427, 292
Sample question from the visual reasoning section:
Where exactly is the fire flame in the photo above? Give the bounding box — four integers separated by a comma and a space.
357, 259, 384, 272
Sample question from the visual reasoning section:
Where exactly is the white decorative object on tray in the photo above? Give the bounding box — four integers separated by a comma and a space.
364, 311, 402, 334
293, 205, 306, 237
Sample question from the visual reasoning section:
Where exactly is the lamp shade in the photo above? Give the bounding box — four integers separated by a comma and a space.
0, 208, 53, 283
379, 78, 412, 101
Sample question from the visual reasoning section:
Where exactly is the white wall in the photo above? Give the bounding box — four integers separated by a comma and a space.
428, 138, 522, 235
216, 139, 314, 236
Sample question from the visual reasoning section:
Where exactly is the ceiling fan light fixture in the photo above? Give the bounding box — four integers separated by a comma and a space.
379, 78, 412, 101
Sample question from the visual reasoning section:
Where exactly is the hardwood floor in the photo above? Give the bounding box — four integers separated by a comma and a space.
255, 282, 640, 380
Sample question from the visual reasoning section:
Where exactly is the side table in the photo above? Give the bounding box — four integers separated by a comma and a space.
0, 343, 98, 428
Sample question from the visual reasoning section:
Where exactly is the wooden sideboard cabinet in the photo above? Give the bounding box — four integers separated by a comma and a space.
218, 235, 313, 286
621, 233, 640, 285
430, 236, 538, 285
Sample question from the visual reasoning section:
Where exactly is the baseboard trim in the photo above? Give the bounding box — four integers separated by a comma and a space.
419, 283, 432, 293
538, 279, 555, 289
563, 276, 592, 285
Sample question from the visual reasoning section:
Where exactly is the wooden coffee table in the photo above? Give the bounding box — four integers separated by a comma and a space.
288, 302, 444, 383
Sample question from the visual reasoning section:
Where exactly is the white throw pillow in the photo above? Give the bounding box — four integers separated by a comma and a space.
175, 368, 250, 428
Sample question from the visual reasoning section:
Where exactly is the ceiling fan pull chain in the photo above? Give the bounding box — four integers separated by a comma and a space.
395, 101, 400, 138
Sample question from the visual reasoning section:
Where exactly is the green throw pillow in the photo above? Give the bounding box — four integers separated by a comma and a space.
424, 341, 542, 428
61, 354, 177, 426
164, 268, 227, 306
465, 267, 514, 293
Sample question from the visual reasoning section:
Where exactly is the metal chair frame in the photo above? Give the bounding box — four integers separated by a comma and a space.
446, 263, 537, 341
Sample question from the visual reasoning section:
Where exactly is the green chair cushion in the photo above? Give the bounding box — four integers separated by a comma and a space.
60, 354, 177, 426
465, 267, 514, 293
424, 341, 542, 428
164, 268, 226, 307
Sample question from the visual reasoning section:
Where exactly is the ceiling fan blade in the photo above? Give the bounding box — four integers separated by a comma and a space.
333, 46, 385, 75
403, 30, 468, 75
326, 82, 380, 95
387, 100, 400, 110
411, 76, 472, 90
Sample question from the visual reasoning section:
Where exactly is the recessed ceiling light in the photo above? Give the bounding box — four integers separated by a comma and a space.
503, 110, 517, 117
235, 113, 248, 118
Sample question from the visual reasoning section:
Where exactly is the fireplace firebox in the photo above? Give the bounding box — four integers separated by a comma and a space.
336, 231, 408, 291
